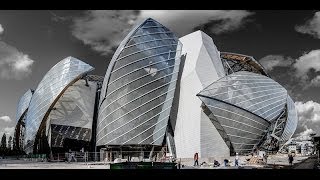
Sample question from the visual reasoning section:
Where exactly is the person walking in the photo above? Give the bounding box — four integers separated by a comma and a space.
288, 153, 294, 166
263, 154, 268, 164
194, 152, 199, 166
235, 153, 239, 166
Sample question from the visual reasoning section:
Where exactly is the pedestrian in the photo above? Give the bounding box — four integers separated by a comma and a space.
224, 159, 229, 167
194, 152, 199, 166
264, 154, 268, 164
235, 153, 239, 166
288, 153, 294, 166
214, 160, 220, 167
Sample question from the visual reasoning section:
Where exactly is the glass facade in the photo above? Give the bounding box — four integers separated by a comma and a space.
97, 18, 182, 146
14, 89, 33, 151
198, 97, 270, 154
197, 71, 298, 153
280, 96, 298, 141
198, 71, 287, 122
48, 79, 97, 148
24, 57, 94, 153
16, 89, 33, 122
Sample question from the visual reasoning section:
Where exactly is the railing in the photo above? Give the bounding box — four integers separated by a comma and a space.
47, 151, 175, 163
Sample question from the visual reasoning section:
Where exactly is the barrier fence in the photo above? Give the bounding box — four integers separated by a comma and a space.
51, 151, 175, 163
8, 151, 176, 163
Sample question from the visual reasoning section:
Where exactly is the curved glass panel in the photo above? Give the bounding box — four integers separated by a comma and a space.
16, 89, 33, 122
48, 79, 97, 147
198, 97, 269, 154
198, 71, 287, 122
280, 96, 298, 142
97, 18, 182, 146
24, 57, 94, 152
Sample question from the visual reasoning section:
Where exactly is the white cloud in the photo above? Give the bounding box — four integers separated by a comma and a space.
4, 127, 14, 137
310, 75, 320, 87
293, 49, 320, 80
139, 10, 254, 36
0, 116, 11, 122
0, 24, 3, 35
293, 101, 320, 139
71, 10, 254, 56
71, 10, 139, 56
0, 41, 34, 80
264, 50, 320, 89
258, 55, 293, 71
295, 101, 320, 123
294, 126, 316, 141
295, 11, 320, 39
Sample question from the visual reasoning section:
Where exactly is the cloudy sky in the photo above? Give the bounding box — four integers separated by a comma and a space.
0, 10, 319, 142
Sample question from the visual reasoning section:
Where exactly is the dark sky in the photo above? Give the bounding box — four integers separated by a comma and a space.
0, 10, 319, 141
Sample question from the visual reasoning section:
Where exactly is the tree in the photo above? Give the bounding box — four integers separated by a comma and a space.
8, 136, 12, 150
1, 133, 6, 148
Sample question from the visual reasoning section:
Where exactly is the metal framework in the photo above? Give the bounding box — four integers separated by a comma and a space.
220, 52, 269, 76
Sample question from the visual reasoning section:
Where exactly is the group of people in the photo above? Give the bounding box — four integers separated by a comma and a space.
193, 152, 240, 167
190, 152, 294, 168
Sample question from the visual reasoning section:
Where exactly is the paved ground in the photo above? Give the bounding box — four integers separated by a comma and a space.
0, 154, 317, 169
0, 159, 110, 169
292, 156, 319, 169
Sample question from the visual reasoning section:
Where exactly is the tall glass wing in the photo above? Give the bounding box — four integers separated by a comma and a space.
16, 89, 33, 122
280, 95, 298, 142
24, 57, 94, 152
97, 18, 182, 146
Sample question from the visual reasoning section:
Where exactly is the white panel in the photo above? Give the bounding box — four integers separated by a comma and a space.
201, 32, 225, 78
196, 45, 221, 87
174, 30, 227, 158
174, 71, 202, 158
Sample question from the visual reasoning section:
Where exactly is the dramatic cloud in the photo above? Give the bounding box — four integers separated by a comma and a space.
295, 11, 320, 39
0, 24, 3, 35
0, 41, 34, 80
4, 127, 14, 136
0, 116, 11, 122
293, 50, 320, 80
71, 10, 254, 56
258, 55, 293, 71
71, 10, 139, 56
310, 75, 320, 87
260, 50, 320, 89
294, 126, 316, 141
0, 116, 14, 137
293, 101, 320, 139
139, 10, 254, 35
49, 11, 69, 22
295, 101, 320, 123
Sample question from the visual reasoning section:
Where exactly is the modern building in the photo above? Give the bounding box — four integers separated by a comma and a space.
13, 89, 33, 151
17, 18, 298, 162
23, 56, 103, 154
96, 18, 182, 160
173, 31, 229, 160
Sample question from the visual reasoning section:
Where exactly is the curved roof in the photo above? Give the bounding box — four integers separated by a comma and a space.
24, 56, 94, 150
220, 52, 269, 76
16, 89, 33, 122
197, 71, 287, 122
